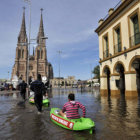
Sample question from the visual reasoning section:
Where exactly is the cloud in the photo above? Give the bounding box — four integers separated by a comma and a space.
49, 28, 95, 46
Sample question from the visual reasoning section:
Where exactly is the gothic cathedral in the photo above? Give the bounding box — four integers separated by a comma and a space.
11, 9, 53, 82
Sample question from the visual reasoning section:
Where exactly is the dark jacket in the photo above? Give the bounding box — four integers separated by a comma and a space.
18, 82, 27, 93
30, 80, 46, 96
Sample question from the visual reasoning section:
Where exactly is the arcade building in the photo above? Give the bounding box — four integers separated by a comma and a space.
95, 0, 140, 97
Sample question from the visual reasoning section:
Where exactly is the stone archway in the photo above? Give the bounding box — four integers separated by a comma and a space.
132, 58, 140, 96
115, 63, 125, 94
103, 66, 111, 95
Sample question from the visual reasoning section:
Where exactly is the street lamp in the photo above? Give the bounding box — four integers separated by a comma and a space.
30, 37, 48, 41
8, 71, 9, 80
24, 0, 31, 87
90, 64, 93, 92
57, 50, 62, 89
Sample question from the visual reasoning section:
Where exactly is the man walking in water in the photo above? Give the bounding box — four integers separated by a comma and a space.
30, 74, 46, 114
18, 80, 27, 101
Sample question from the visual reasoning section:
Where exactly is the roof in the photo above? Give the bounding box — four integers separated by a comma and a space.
95, 0, 134, 34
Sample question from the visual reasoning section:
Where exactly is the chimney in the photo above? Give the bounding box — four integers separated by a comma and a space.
108, 8, 114, 16
98, 19, 104, 26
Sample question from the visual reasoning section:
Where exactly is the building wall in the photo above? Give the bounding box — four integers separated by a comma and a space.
97, 0, 140, 97
99, 1, 140, 59
50, 76, 77, 88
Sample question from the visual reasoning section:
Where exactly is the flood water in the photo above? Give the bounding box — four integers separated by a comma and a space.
0, 88, 140, 140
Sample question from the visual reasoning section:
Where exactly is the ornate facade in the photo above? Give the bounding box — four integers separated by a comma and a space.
11, 9, 53, 82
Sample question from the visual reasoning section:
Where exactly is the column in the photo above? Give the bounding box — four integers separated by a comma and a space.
125, 73, 137, 97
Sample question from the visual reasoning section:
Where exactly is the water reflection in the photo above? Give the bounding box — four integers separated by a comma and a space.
137, 96, 140, 118
107, 95, 112, 113
12, 93, 18, 99
117, 94, 127, 117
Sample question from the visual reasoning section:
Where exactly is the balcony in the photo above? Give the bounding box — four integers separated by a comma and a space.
114, 42, 121, 54
103, 49, 109, 58
130, 32, 140, 47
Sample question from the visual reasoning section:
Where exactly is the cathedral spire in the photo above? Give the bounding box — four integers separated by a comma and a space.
37, 8, 45, 44
18, 7, 28, 44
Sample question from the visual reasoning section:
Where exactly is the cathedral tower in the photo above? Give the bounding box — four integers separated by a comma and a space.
12, 7, 28, 81
12, 8, 53, 83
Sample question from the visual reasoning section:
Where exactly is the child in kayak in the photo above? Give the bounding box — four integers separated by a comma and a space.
59, 93, 86, 119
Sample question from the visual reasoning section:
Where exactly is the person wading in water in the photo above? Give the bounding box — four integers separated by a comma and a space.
18, 80, 27, 101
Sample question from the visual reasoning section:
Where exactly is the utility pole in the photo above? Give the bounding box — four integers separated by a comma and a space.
57, 50, 62, 89
90, 64, 93, 92
24, 0, 31, 96
8, 71, 9, 80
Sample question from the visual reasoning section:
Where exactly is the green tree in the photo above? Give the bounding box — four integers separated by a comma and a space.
92, 65, 100, 80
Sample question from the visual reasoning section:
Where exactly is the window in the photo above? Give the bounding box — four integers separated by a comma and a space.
22, 50, 24, 58
29, 65, 33, 70
129, 10, 140, 47
37, 50, 40, 59
18, 49, 21, 59
37, 49, 43, 59
41, 50, 43, 59
19, 64, 24, 71
114, 25, 121, 54
103, 35, 109, 58
132, 15, 140, 45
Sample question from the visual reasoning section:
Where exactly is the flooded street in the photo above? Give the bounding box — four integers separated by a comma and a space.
0, 89, 140, 140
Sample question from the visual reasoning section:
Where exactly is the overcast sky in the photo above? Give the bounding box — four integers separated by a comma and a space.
0, 0, 119, 80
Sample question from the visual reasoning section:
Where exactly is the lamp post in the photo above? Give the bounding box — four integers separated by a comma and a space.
24, 0, 32, 98
57, 50, 62, 89
90, 64, 93, 92
24, 0, 31, 88
8, 71, 9, 80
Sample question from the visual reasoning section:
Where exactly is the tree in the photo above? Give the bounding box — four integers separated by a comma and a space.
92, 65, 100, 80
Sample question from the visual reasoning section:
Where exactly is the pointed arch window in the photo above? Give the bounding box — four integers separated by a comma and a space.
37, 50, 40, 59
29, 65, 33, 70
18, 49, 21, 59
22, 50, 24, 58
41, 50, 43, 59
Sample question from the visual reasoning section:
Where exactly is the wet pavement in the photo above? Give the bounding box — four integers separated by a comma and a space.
0, 88, 140, 140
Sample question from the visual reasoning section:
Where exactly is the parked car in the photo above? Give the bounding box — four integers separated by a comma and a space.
72, 85, 78, 88
93, 83, 100, 87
